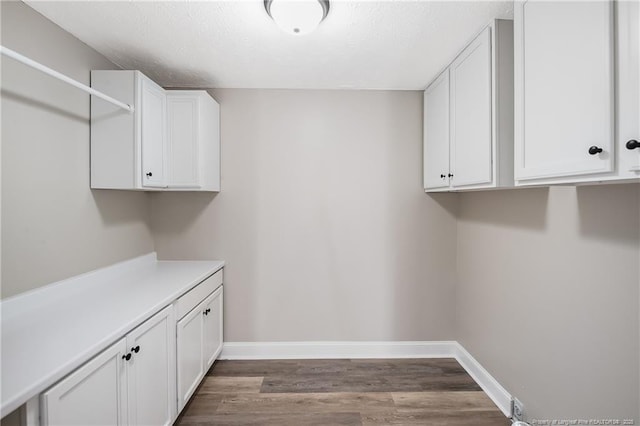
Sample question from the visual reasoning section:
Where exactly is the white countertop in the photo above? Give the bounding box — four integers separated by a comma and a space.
0, 253, 224, 417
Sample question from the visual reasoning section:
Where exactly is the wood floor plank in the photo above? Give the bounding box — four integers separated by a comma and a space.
177, 411, 363, 426
260, 372, 480, 393
215, 392, 396, 414
361, 409, 511, 425
392, 391, 498, 411
198, 376, 264, 394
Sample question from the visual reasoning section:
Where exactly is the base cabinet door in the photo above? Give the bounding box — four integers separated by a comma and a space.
176, 303, 205, 411
126, 306, 175, 426
41, 339, 128, 426
203, 287, 224, 369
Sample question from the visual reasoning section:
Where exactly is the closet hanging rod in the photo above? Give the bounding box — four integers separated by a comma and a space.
0, 45, 134, 112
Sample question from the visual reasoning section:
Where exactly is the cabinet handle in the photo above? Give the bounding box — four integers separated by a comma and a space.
122, 353, 131, 361
203, 308, 211, 316
626, 139, 640, 150
131, 346, 140, 353
448, 173, 453, 178
146, 172, 153, 177
440, 174, 445, 179
588, 146, 603, 155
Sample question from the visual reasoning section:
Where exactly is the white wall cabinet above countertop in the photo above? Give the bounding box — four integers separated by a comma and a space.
90, 71, 221, 192
0, 253, 224, 418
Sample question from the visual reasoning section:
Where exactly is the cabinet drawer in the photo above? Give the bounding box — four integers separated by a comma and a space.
176, 270, 223, 320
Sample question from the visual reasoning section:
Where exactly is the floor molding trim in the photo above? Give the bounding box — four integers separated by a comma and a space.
221, 341, 457, 360
454, 343, 512, 417
221, 340, 512, 417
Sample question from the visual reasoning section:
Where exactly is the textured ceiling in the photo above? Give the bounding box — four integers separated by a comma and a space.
25, 0, 514, 90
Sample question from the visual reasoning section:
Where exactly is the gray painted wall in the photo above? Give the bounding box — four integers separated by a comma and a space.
1, 1, 154, 299
151, 88, 459, 342
2, 1, 639, 423
456, 184, 640, 422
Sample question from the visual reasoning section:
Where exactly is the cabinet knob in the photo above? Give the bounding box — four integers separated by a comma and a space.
203, 308, 211, 316
588, 146, 603, 155
122, 353, 131, 361
626, 139, 640, 150
131, 346, 140, 353
440, 174, 446, 179
448, 173, 453, 178
146, 172, 153, 177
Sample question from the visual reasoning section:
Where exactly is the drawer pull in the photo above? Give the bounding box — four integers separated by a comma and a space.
122, 353, 131, 361
131, 346, 140, 353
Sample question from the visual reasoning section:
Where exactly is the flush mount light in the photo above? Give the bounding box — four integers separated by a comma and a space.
264, 0, 330, 35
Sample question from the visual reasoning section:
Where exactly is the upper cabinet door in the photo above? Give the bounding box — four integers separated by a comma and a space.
424, 71, 450, 190
515, 0, 614, 181
450, 27, 493, 188
140, 76, 167, 188
617, 0, 640, 173
167, 95, 200, 188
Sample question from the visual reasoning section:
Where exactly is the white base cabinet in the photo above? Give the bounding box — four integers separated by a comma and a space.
41, 306, 175, 426
177, 285, 223, 411
424, 19, 514, 192
41, 339, 128, 426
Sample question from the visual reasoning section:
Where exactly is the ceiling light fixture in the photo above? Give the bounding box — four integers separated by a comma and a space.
264, 0, 330, 35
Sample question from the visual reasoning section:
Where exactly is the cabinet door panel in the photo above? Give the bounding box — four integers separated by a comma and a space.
127, 306, 175, 426
617, 0, 640, 173
515, 0, 614, 180
424, 71, 450, 190
167, 96, 200, 188
203, 287, 223, 369
450, 27, 493, 187
141, 76, 167, 188
41, 339, 127, 426
177, 304, 205, 411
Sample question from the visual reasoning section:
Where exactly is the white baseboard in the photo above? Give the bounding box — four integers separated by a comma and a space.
220, 340, 511, 418
453, 343, 512, 417
221, 341, 457, 360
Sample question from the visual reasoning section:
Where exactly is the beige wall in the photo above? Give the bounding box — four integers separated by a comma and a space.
0, 1, 154, 299
456, 184, 640, 421
151, 88, 458, 341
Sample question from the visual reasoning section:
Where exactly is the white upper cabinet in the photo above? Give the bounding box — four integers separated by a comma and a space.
450, 27, 493, 188
424, 71, 450, 190
140, 77, 168, 188
514, 0, 639, 185
617, 0, 640, 174
91, 71, 221, 191
423, 19, 514, 192
166, 91, 221, 191
91, 71, 167, 190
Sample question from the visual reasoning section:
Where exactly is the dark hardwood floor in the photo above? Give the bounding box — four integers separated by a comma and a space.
175, 358, 510, 425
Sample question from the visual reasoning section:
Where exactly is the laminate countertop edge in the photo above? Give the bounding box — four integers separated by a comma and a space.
0, 253, 225, 417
